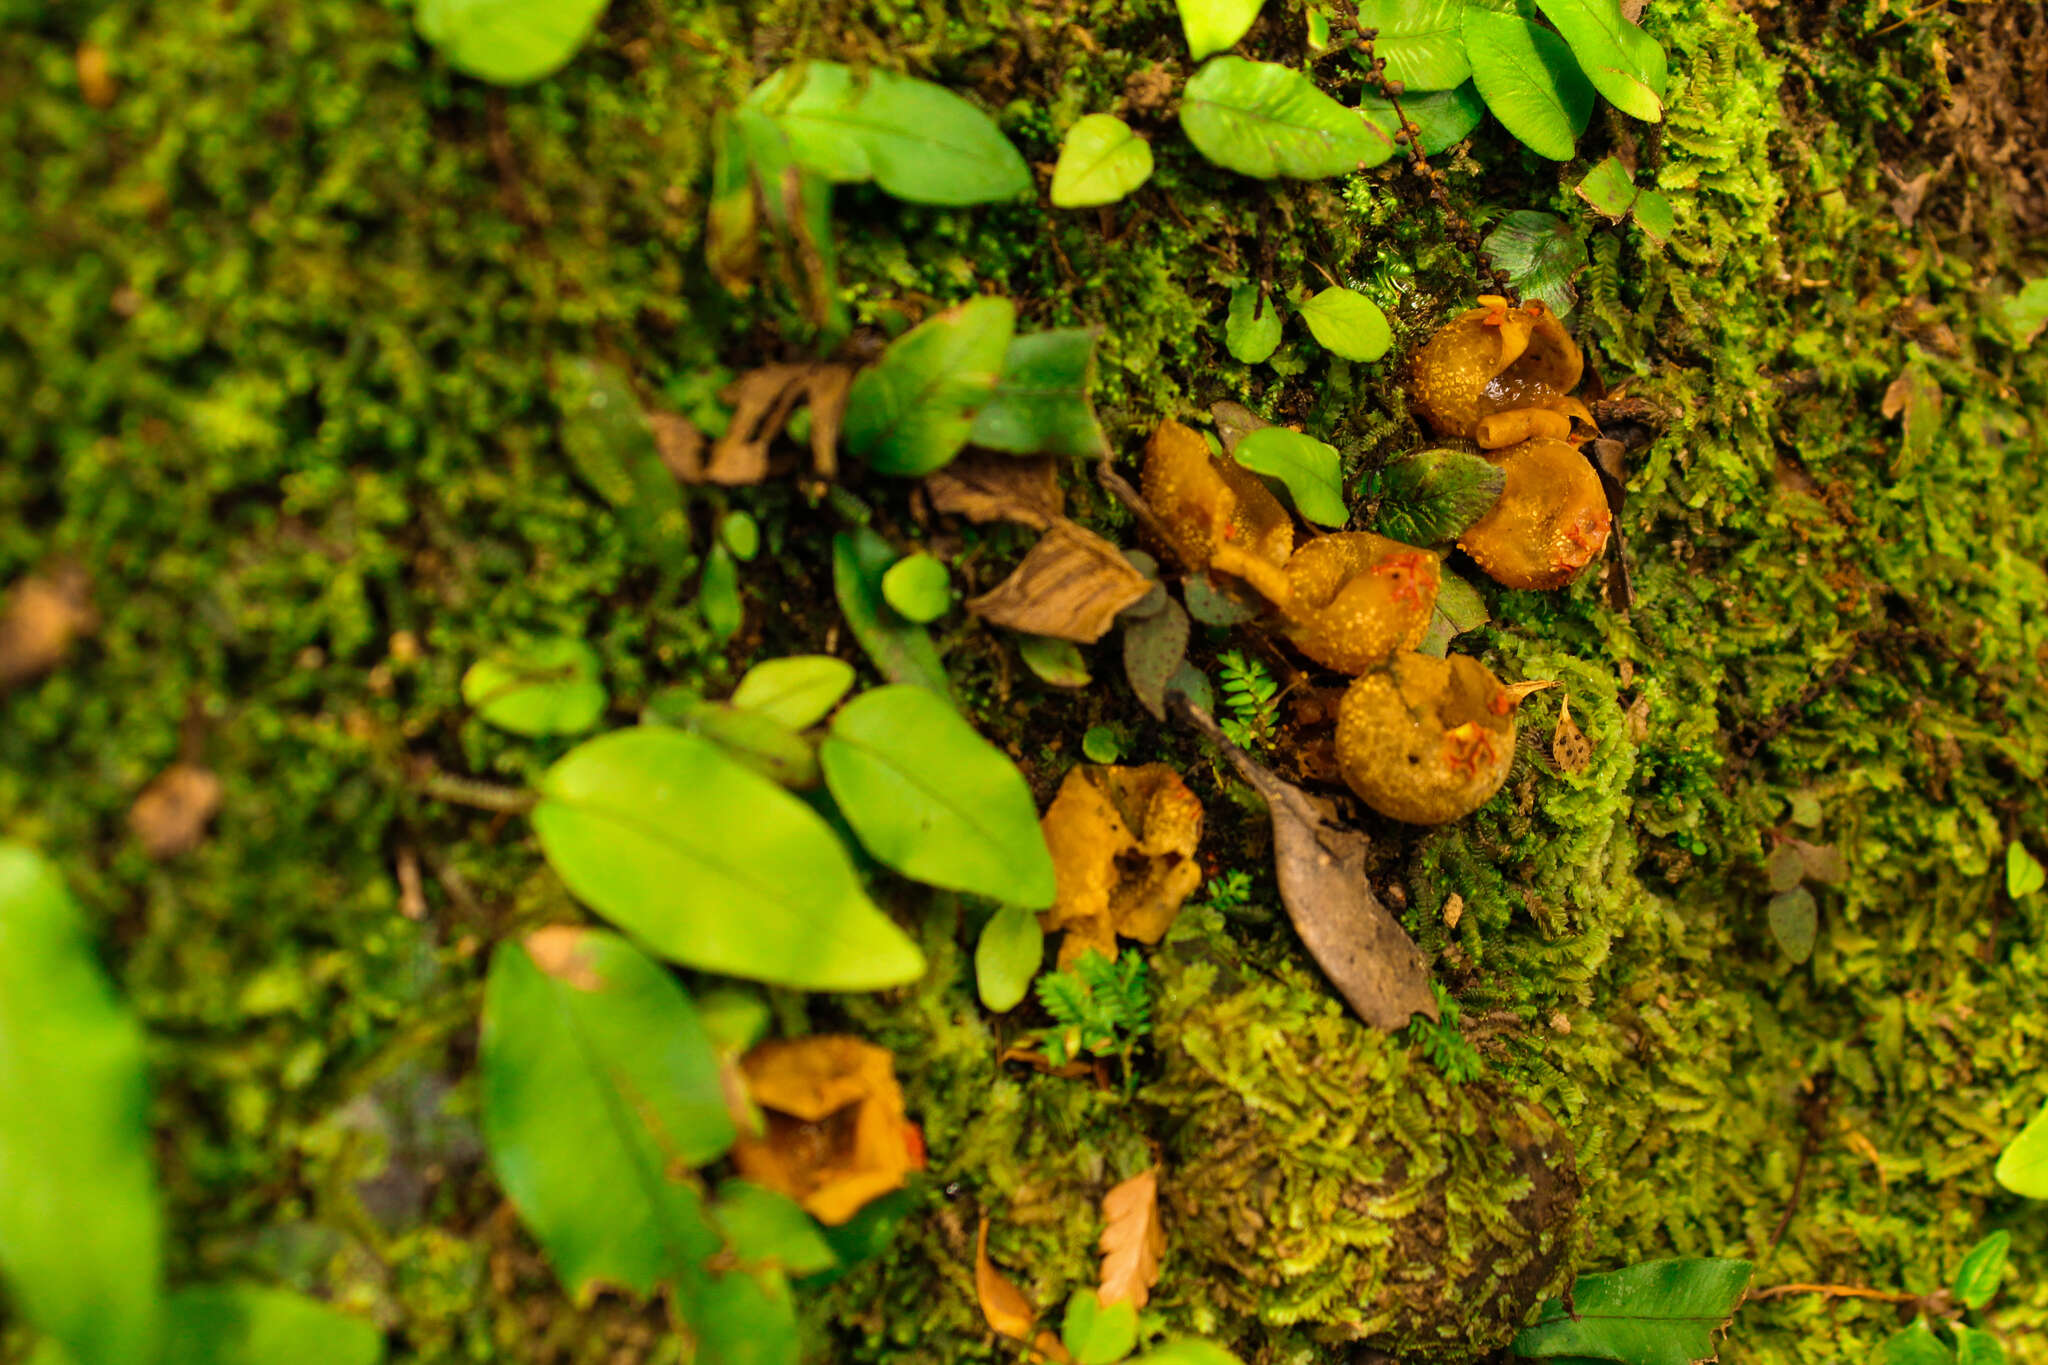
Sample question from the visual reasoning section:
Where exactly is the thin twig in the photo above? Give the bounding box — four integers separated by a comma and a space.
416, 771, 538, 815
1747, 1283, 1920, 1305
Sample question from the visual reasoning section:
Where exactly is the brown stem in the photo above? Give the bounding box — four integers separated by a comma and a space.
1747, 1283, 1920, 1305
417, 771, 538, 815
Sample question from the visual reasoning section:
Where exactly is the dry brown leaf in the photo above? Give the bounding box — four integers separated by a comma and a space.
966, 520, 1154, 644
705, 363, 854, 484
77, 44, 117, 109
650, 411, 707, 482
1625, 692, 1651, 742
1097, 1168, 1165, 1310
1551, 698, 1591, 774
0, 567, 96, 689
1442, 892, 1464, 930
925, 453, 1064, 529
1177, 699, 1437, 1030
128, 763, 223, 860
975, 1218, 1041, 1343
1039, 765, 1203, 968
729, 1036, 918, 1225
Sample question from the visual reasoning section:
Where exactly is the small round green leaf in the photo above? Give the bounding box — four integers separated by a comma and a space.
1464, 8, 1596, 161
882, 554, 953, 624
1950, 1230, 2009, 1310
1180, 57, 1393, 180
1017, 634, 1093, 689
159, 1287, 382, 1365
1995, 1099, 2048, 1198
700, 542, 743, 643
1051, 114, 1155, 208
1062, 1293, 1139, 1365
1631, 187, 1677, 244
642, 693, 821, 789
1177, 0, 1265, 60
844, 297, 1017, 476
1082, 725, 1125, 764
1233, 427, 1348, 527
416, 0, 609, 86
1296, 286, 1392, 361
821, 685, 1058, 907
1576, 154, 1639, 218
1483, 210, 1586, 318
2006, 840, 2044, 898
1353, 0, 1470, 90
720, 510, 761, 562
1767, 887, 1818, 964
976, 904, 1045, 1013
730, 655, 857, 730
1225, 284, 1283, 364
534, 728, 926, 989
463, 638, 608, 738
1534, 0, 1668, 122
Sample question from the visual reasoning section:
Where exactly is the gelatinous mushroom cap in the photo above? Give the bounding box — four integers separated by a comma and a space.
1457, 438, 1612, 591
1410, 296, 1586, 442
1336, 652, 1519, 825
1281, 532, 1440, 675
1139, 418, 1293, 604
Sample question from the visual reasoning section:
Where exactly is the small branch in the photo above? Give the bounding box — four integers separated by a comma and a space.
1747, 1283, 1920, 1305
416, 771, 538, 815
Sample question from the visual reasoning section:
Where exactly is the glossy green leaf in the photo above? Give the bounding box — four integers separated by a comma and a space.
415, 0, 608, 86
1370, 447, 1505, 545
730, 656, 856, 730
746, 62, 1031, 205
1017, 634, 1092, 689
1307, 9, 1333, 50
1950, 1230, 2008, 1309
0, 845, 162, 1365
1880, 1322, 1957, 1365
845, 297, 1015, 476
680, 1265, 801, 1365
641, 692, 820, 789
711, 1181, 837, 1276
2007, 840, 2044, 898
1631, 187, 1676, 244
1483, 210, 1585, 318
1131, 1344, 1244, 1365
1767, 886, 1818, 964
1062, 1293, 1140, 1365
556, 357, 689, 576
534, 728, 926, 989
462, 638, 607, 737
1225, 284, 1284, 364
1177, 0, 1264, 60
1954, 1326, 2006, 1365
695, 987, 771, 1055
882, 554, 952, 623
1417, 567, 1489, 656
821, 685, 1057, 906
1296, 286, 1392, 361
969, 328, 1109, 458
1359, 82, 1487, 156
1512, 1258, 1753, 1365
721, 511, 761, 562
1083, 725, 1125, 763
1576, 154, 1638, 217
1180, 57, 1392, 179
700, 543, 743, 643
159, 1286, 382, 1365
833, 529, 952, 696
1353, 0, 1470, 90
1234, 427, 1348, 526
480, 929, 731, 1299
1052, 115, 1154, 207
1535, 0, 1667, 122
1995, 1099, 2048, 1198
976, 903, 1045, 1013
706, 109, 847, 341
2001, 277, 2048, 348
1464, 9, 1595, 160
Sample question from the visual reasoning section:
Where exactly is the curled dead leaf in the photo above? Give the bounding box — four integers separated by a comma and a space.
925, 452, 1064, 529
976, 1218, 1041, 1343
650, 411, 708, 482
128, 763, 223, 860
0, 567, 96, 689
1551, 698, 1591, 774
706, 362, 854, 484
1039, 765, 1203, 968
729, 1036, 919, 1225
967, 520, 1154, 644
1097, 1167, 1165, 1310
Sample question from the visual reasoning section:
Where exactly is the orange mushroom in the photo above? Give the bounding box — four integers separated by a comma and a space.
1409, 295, 1593, 448
1139, 418, 1293, 605
1457, 438, 1612, 591
1280, 532, 1440, 674
1335, 652, 1527, 826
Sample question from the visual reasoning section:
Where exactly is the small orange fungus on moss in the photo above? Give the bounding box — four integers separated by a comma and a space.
729, 1036, 919, 1225
1280, 532, 1440, 674
1335, 653, 1531, 825
1138, 418, 1293, 605
1457, 438, 1612, 590
1409, 295, 1585, 441
1039, 764, 1204, 966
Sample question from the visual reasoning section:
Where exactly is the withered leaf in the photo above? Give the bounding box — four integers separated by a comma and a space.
925, 452, 1064, 529
1624, 691, 1650, 741
1097, 1168, 1165, 1311
707, 362, 855, 484
1175, 698, 1437, 1030
1792, 838, 1848, 886
1208, 400, 1270, 456
1551, 698, 1591, 774
129, 763, 223, 860
649, 411, 707, 482
1121, 595, 1189, 722
976, 1217, 1040, 1343
1039, 765, 1204, 967
1881, 357, 1942, 475
0, 567, 96, 689
730, 1035, 917, 1226
966, 520, 1154, 644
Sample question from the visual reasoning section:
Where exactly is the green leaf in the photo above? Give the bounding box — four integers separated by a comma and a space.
976, 903, 1045, 1013
1123, 596, 1192, 722
711, 1180, 838, 1276
1767, 886, 1818, 964
882, 554, 953, 624
845, 297, 1016, 476
1995, 1099, 2048, 1198
415, 0, 609, 86
1880, 1322, 1957, 1365
1233, 427, 1348, 526
1354, 0, 1471, 90
533, 728, 926, 989
556, 358, 689, 577
462, 638, 608, 738
1359, 82, 1487, 157
1534, 0, 1667, 122
1131, 1345, 1244, 1365
1511, 1258, 1753, 1365
1576, 154, 1638, 218
0, 845, 162, 1365
746, 62, 1031, 206
480, 930, 732, 1299
2006, 841, 2044, 898
695, 987, 771, 1055
1953, 1327, 2006, 1365
158, 1286, 382, 1365
721, 511, 761, 562
821, 685, 1058, 906
1180, 57, 1393, 179
1483, 210, 1585, 317
679, 1265, 801, 1365
641, 692, 821, 789
1062, 1293, 1140, 1365
1296, 286, 1392, 361
1183, 571, 1260, 626
1463, 9, 1596, 160
2000, 276, 2048, 348
700, 543, 743, 643
1051, 114, 1155, 207
1226, 284, 1284, 364
1082, 724, 1125, 763
833, 529, 953, 697
1370, 447, 1504, 545
1950, 1230, 2009, 1309
729, 656, 857, 730
1017, 634, 1093, 689
1177, 0, 1265, 60
969, 328, 1110, 458
1631, 187, 1676, 244
1416, 567, 1489, 656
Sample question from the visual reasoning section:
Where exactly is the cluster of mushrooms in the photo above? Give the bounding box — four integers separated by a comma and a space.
1141, 296, 1612, 826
